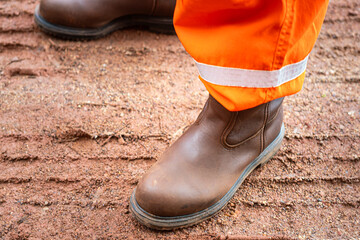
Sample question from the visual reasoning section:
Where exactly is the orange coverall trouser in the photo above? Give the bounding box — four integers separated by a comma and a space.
173, 0, 329, 111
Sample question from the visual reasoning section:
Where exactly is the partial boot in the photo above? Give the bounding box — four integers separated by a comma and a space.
34, 0, 176, 39
130, 95, 285, 230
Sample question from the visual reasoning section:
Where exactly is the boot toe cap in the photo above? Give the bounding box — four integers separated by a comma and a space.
134, 169, 219, 217
39, 0, 69, 25
38, 0, 92, 28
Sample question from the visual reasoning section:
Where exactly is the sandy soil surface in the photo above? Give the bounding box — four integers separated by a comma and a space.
0, 0, 359, 239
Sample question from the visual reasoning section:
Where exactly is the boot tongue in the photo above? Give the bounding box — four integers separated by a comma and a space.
206, 95, 233, 123
225, 99, 283, 146
225, 104, 266, 146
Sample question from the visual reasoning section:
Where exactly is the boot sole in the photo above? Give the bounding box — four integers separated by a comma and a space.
34, 5, 175, 40
129, 124, 285, 230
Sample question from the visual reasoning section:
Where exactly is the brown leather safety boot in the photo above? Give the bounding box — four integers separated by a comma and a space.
129, 95, 285, 229
34, 0, 176, 39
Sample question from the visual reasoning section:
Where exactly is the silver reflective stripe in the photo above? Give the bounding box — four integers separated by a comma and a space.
196, 55, 309, 88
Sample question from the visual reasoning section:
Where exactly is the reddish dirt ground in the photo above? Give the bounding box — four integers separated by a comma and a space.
0, 0, 359, 239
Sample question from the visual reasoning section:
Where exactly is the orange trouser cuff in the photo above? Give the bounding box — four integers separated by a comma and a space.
174, 0, 329, 111
200, 72, 305, 111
